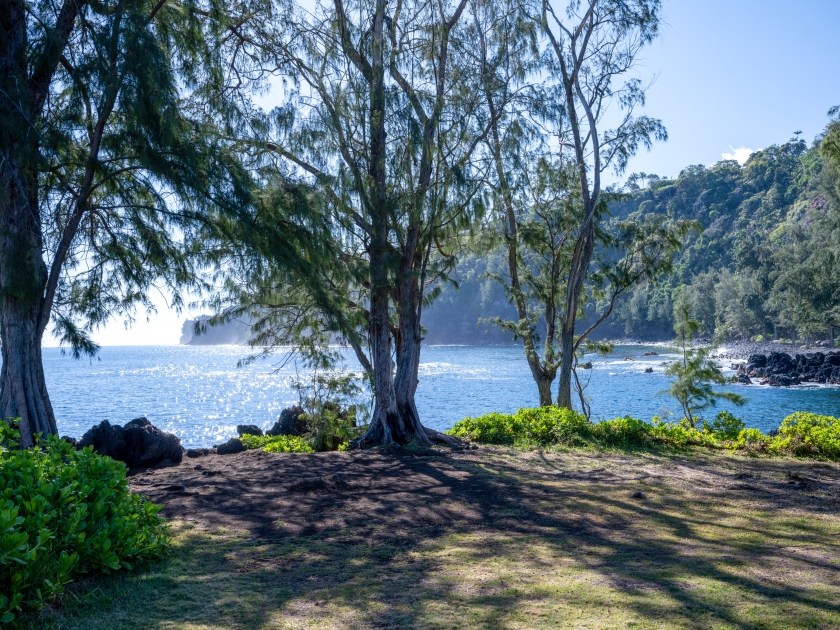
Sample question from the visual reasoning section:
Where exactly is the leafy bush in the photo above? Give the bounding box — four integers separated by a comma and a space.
291, 370, 368, 451
734, 428, 768, 453
448, 407, 840, 462
771, 412, 840, 459
303, 402, 364, 452
449, 408, 711, 450
0, 421, 168, 625
448, 408, 590, 447
239, 434, 314, 453
596, 416, 655, 448
703, 411, 746, 440
447, 412, 521, 445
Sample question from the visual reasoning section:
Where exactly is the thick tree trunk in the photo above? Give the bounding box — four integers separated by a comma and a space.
0, 190, 53, 448
393, 281, 431, 444
0, 0, 61, 448
556, 326, 575, 409
0, 302, 55, 448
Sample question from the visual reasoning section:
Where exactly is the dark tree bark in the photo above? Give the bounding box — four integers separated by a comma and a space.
354, 0, 467, 447
356, 0, 405, 446
0, 0, 98, 446
0, 0, 56, 446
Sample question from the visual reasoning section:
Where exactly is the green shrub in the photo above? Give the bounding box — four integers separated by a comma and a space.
703, 411, 746, 440
0, 421, 168, 625
734, 428, 768, 453
448, 407, 840, 462
239, 434, 314, 453
303, 402, 364, 452
517, 407, 591, 446
595, 416, 654, 448
447, 412, 522, 445
448, 408, 590, 447
771, 412, 840, 459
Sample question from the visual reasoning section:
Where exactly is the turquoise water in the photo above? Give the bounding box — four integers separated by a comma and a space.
44, 345, 840, 448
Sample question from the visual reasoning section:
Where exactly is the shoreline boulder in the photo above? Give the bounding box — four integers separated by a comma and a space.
77, 417, 182, 468
236, 424, 263, 437
216, 437, 245, 455
267, 405, 307, 436
733, 351, 840, 386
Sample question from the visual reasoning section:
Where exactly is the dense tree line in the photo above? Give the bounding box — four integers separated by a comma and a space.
608, 129, 840, 344
424, 125, 840, 348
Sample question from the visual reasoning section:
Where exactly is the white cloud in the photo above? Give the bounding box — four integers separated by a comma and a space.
722, 146, 756, 165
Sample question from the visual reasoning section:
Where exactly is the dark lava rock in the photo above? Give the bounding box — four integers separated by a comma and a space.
216, 437, 245, 455
123, 418, 183, 467
267, 405, 307, 436
737, 351, 840, 385
61, 436, 78, 448
186, 447, 212, 458
78, 420, 126, 460
643, 351, 658, 356
748, 354, 767, 367
236, 424, 263, 437
78, 417, 182, 468
768, 375, 799, 387
737, 374, 752, 384
644, 367, 654, 373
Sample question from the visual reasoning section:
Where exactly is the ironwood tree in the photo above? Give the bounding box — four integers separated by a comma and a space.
540, 0, 666, 408
475, 0, 684, 407
0, 0, 280, 446
236, 0, 497, 446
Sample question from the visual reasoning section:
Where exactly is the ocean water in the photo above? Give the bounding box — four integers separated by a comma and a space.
43, 344, 840, 449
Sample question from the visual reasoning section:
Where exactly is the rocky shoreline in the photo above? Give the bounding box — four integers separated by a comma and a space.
63, 406, 308, 470
718, 340, 837, 361
730, 351, 840, 387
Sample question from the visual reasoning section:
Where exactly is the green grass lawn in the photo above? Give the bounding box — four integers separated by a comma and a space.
31, 447, 840, 629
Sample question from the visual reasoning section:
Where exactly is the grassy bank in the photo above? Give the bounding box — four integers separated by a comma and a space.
31, 446, 840, 629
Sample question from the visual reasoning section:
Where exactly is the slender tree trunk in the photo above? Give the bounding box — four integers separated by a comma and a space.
354, 0, 401, 447
557, 223, 595, 408
482, 75, 555, 405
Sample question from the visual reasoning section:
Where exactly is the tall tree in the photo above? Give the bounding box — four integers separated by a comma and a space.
248, 0, 491, 445
540, 0, 666, 408
0, 0, 267, 446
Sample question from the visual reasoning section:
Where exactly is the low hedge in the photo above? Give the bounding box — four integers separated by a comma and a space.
238, 434, 314, 453
0, 421, 168, 625
446, 408, 840, 460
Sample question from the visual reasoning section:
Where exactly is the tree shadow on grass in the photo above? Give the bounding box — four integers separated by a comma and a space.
38, 448, 840, 629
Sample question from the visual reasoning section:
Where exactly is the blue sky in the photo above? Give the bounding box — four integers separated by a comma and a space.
614, 0, 840, 182
70, 0, 840, 346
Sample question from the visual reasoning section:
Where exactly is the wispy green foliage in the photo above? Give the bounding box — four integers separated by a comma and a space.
663, 301, 745, 426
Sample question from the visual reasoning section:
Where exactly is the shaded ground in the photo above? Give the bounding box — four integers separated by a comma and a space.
35, 446, 840, 629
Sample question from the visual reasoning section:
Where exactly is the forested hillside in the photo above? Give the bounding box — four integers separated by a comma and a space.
422, 135, 840, 344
